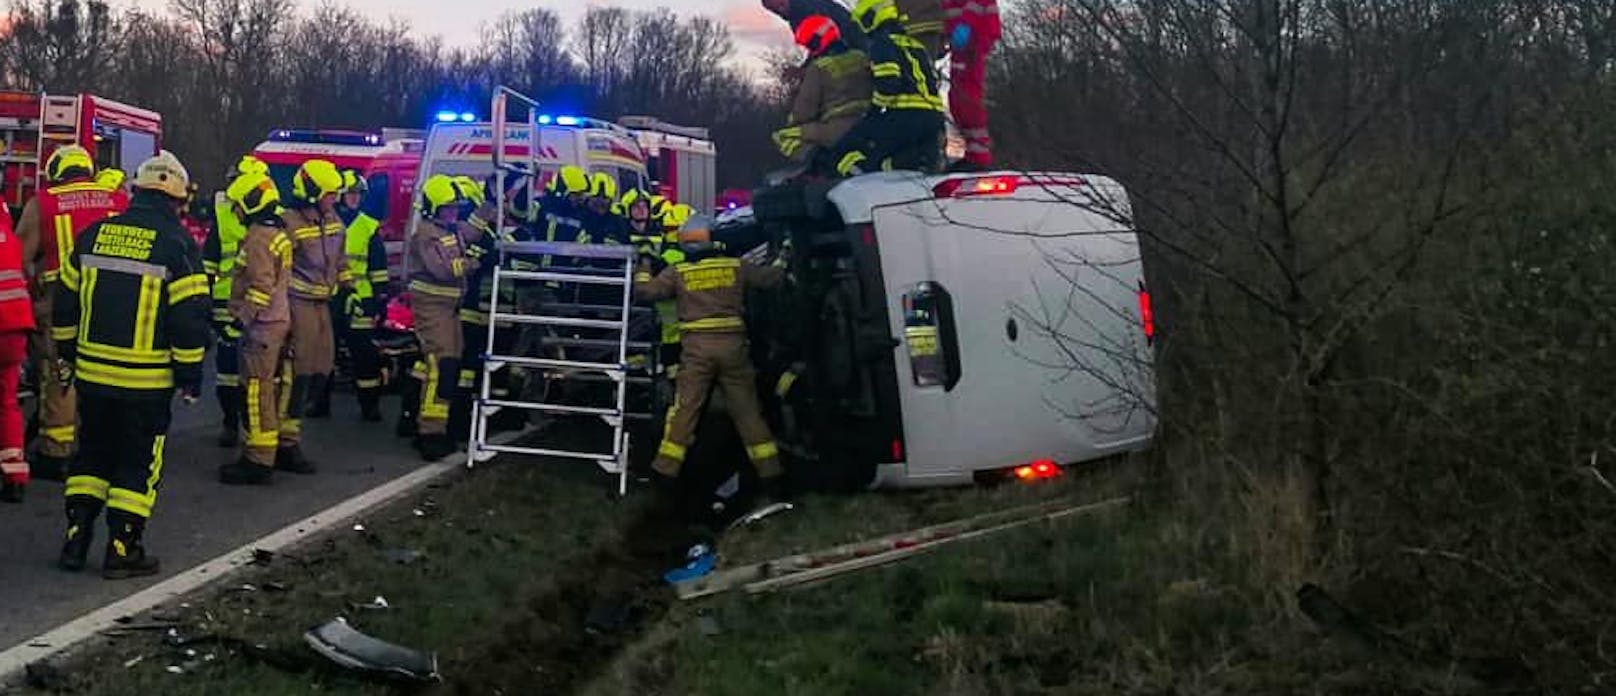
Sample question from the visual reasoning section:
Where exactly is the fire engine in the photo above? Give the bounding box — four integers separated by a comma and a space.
617, 115, 717, 209
250, 128, 426, 249
0, 91, 162, 215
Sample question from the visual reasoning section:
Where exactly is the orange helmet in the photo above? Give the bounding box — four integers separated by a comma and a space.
795, 15, 841, 57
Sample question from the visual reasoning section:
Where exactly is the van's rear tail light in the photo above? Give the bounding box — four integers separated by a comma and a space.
1013, 459, 1061, 481
933, 175, 1020, 198
1137, 280, 1155, 345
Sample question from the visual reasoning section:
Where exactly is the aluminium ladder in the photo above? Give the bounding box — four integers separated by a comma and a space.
467, 86, 654, 496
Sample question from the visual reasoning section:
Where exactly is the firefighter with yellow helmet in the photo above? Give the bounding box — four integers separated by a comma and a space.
407, 175, 479, 460
217, 172, 292, 486
276, 159, 347, 473
202, 155, 269, 448
52, 150, 210, 578
309, 169, 389, 421
14, 144, 128, 481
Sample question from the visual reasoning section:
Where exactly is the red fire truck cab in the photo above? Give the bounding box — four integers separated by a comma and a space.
1, 91, 163, 217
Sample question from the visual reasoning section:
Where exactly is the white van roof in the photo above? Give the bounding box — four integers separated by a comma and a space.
828, 171, 1133, 227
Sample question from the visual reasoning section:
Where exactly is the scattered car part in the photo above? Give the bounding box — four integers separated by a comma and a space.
303, 618, 439, 683
727, 502, 794, 531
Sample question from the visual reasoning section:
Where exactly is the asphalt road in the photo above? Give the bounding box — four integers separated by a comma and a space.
0, 370, 431, 650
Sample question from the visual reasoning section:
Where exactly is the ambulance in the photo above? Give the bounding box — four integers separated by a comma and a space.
731, 171, 1159, 490
1, 91, 162, 215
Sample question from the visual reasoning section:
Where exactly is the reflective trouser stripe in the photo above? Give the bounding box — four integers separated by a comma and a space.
65, 475, 110, 500
658, 440, 687, 462
44, 425, 76, 445
107, 435, 164, 519
747, 441, 779, 462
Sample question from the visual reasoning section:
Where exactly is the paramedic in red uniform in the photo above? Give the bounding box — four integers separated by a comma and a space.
0, 178, 34, 502
944, 0, 1001, 169
12, 145, 129, 481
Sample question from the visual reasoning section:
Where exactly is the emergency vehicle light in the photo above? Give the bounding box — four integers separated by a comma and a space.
538, 115, 553, 124
1013, 459, 1061, 481
933, 175, 1021, 198
1137, 280, 1155, 344
435, 111, 458, 123
459, 112, 477, 123
555, 116, 580, 126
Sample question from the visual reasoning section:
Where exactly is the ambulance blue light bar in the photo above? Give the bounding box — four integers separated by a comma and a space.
435, 111, 477, 123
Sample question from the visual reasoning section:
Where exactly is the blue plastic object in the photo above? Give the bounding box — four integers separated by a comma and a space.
951, 23, 972, 51
663, 545, 718, 584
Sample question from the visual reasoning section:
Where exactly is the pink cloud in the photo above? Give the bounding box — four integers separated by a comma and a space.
724, 1, 793, 49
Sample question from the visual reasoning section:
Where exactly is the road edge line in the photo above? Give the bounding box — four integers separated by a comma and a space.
0, 431, 524, 683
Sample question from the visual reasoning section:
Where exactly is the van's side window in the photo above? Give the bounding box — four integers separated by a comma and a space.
365, 173, 390, 220
902, 282, 962, 390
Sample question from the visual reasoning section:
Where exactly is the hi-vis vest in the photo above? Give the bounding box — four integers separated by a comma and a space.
345, 212, 389, 303
206, 193, 248, 327
36, 182, 129, 283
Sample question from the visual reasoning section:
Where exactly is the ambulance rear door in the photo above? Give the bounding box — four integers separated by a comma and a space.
869, 172, 1157, 483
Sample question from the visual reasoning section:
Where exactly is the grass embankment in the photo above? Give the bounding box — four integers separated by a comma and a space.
31, 452, 1457, 695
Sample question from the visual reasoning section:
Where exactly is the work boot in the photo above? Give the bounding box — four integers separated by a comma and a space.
357, 388, 382, 422
218, 458, 274, 486
59, 499, 102, 572
103, 512, 160, 580
417, 434, 454, 462
30, 453, 68, 482
396, 377, 421, 438
305, 375, 332, 419
274, 445, 318, 475
216, 386, 241, 448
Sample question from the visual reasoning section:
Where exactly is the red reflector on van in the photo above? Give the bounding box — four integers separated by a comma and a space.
1136, 280, 1155, 344
1014, 459, 1061, 481
933, 175, 1020, 198
891, 438, 905, 462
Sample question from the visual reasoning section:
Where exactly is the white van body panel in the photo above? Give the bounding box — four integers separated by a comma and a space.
829, 172, 1157, 487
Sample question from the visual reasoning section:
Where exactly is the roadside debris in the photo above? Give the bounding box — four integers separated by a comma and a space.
354, 595, 392, 611
380, 547, 425, 565
696, 609, 723, 637
303, 617, 440, 683
662, 543, 718, 584
728, 501, 794, 530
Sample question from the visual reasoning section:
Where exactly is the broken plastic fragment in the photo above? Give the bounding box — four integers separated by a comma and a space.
381, 548, 424, 565
359, 596, 390, 610
663, 545, 718, 584
729, 502, 795, 531
165, 665, 183, 675
303, 618, 439, 683
352, 524, 366, 532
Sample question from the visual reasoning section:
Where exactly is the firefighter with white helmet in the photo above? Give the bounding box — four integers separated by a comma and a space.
52, 150, 210, 578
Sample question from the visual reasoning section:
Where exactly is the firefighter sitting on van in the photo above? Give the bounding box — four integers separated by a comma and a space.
203, 155, 269, 449
634, 215, 789, 503
53, 150, 210, 579
773, 15, 872, 166
218, 172, 292, 486
407, 175, 478, 461
826, 0, 947, 177
15, 145, 129, 481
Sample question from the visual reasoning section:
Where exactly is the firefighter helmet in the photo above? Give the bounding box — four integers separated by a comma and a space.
589, 171, 619, 202
453, 175, 486, 208
131, 150, 191, 200
550, 165, 590, 196
291, 159, 343, 204
620, 188, 652, 219
230, 155, 268, 180
45, 145, 95, 183
795, 15, 842, 56
96, 168, 126, 191
677, 214, 714, 246
342, 169, 369, 194
852, 0, 899, 32
418, 174, 464, 216
227, 172, 281, 218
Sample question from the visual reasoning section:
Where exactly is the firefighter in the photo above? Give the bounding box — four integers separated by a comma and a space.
827, 0, 947, 177
407, 175, 478, 461
898, 0, 947, 56
449, 175, 509, 442
763, 0, 868, 50
311, 170, 388, 421
14, 145, 128, 481
944, 0, 1001, 169
0, 175, 32, 503
277, 160, 347, 473
217, 172, 291, 486
203, 155, 268, 448
634, 215, 789, 501
53, 150, 210, 578
773, 15, 873, 165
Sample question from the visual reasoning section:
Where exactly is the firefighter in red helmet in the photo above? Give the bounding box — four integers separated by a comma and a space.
773, 15, 873, 169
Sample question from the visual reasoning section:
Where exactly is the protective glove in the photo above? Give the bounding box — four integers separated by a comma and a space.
951, 23, 972, 52
772, 126, 805, 158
